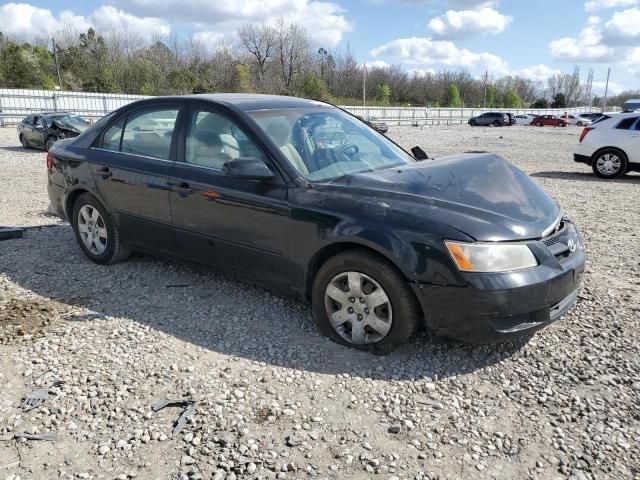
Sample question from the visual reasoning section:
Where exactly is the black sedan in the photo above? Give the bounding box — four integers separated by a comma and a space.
18, 112, 91, 151
47, 94, 585, 352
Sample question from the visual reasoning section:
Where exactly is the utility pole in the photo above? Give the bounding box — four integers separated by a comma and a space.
602, 67, 611, 112
363, 62, 367, 108
52, 37, 63, 90
482, 70, 488, 109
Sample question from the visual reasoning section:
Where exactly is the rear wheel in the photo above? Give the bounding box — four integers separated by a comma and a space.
536, 122, 543, 126
492, 120, 500, 127
591, 149, 628, 179
577, 121, 583, 127
20, 134, 29, 149
312, 250, 420, 353
72, 193, 131, 264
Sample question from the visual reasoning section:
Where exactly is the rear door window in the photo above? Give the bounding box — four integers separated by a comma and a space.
100, 117, 126, 152
121, 108, 179, 160
615, 117, 639, 130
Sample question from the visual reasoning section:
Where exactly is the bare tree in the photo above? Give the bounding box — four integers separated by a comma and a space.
238, 23, 275, 89
273, 19, 308, 90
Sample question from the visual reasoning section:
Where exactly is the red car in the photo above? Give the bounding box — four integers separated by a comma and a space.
530, 115, 567, 127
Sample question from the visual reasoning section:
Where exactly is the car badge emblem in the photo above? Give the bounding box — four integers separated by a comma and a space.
567, 238, 577, 253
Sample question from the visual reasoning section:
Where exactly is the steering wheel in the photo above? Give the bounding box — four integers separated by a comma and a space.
338, 143, 359, 158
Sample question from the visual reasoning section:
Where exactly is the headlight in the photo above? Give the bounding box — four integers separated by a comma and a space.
444, 241, 538, 272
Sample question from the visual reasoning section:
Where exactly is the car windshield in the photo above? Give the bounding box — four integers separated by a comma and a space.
48, 114, 89, 125
247, 107, 415, 182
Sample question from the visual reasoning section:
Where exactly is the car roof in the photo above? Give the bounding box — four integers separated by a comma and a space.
144, 94, 333, 112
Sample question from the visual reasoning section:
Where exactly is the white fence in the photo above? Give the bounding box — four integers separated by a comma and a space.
0, 88, 604, 126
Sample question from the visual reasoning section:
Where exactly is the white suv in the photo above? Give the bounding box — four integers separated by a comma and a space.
574, 112, 640, 179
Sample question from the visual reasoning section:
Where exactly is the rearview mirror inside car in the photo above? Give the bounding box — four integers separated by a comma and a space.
223, 157, 275, 181
411, 146, 429, 161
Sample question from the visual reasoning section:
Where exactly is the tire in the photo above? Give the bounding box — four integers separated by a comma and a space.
558, 122, 566, 127
311, 249, 420, 353
71, 193, 131, 264
577, 121, 583, 127
591, 149, 628, 179
469, 119, 476, 126
537, 122, 543, 127
20, 134, 30, 149
492, 120, 500, 127
45, 136, 56, 152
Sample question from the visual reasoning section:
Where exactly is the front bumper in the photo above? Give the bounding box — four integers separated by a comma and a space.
411, 237, 586, 344
574, 153, 591, 165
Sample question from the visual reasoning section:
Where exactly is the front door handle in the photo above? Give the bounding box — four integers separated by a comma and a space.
167, 181, 193, 195
96, 166, 112, 178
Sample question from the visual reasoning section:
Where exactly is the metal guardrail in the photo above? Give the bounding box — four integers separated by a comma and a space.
0, 88, 607, 126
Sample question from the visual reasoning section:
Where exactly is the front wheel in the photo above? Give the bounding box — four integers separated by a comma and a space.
311, 250, 420, 353
492, 120, 500, 127
45, 136, 56, 151
591, 149, 628, 179
20, 134, 30, 149
72, 193, 131, 264
577, 121, 583, 127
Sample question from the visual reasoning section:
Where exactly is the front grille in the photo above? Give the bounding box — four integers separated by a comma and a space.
541, 221, 571, 262
542, 221, 568, 247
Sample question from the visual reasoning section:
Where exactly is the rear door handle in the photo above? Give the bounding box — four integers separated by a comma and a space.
96, 166, 112, 178
167, 181, 193, 195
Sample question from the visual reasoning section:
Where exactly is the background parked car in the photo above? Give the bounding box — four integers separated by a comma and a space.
574, 112, 640, 179
567, 114, 593, 127
504, 113, 515, 126
357, 116, 389, 134
468, 112, 509, 126
531, 115, 567, 127
514, 114, 536, 125
18, 112, 91, 151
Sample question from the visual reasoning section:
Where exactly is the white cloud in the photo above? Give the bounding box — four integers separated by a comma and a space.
365, 60, 390, 69
514, 64, 562, 82
407, 67, 436, 76
427, 7, 512, 39
370, 37, 509, 75
119, 0, 352, 46
586, 15, 601, 25
549, 25, 615, 62
591, 80, 626, 95
0, 2, 169, 41
602, 7, 640, 45
91, 6, 170, 40
585, 0, 638, 12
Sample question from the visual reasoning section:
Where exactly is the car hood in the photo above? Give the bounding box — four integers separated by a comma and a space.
319, 153, 561, 241
52, 119, 90, 134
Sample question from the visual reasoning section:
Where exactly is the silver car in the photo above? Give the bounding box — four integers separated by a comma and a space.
567, 114, 593, 127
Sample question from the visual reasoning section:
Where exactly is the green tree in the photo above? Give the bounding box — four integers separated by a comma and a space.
531, 98, 549, 109
504, 90, 522, 108
42, 75, 57, 90
446, 83, 462, 107
139, 82, 155, 95
485, 85, 496, 108
551, 93, 566, 108
302, 73, 330, 101
375, 83, 391, 105
233, 64, 253, 93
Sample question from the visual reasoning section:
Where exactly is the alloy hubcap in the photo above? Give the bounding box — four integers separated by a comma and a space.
596, 153, 620, 176
77, 205, 108, 255
324, 271, 393, 345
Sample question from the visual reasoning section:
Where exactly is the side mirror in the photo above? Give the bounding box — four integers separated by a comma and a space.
411, 146, 429, 161
223, 157, 274, 181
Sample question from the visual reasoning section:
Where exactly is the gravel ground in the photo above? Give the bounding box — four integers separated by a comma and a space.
0, 125, 639, 480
